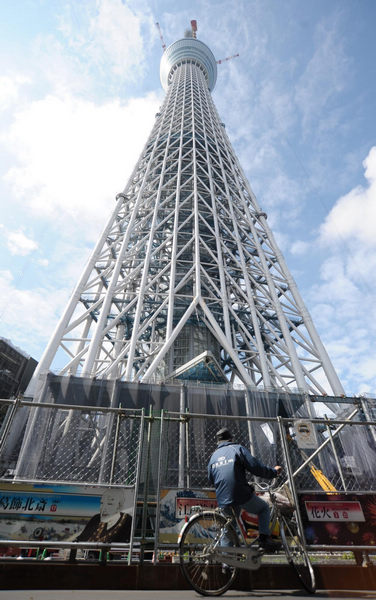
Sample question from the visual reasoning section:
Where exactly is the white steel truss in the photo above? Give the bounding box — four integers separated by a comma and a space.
33, 34, 344, 396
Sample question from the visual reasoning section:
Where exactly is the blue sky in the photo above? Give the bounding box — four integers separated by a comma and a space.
0, 0, 375, 396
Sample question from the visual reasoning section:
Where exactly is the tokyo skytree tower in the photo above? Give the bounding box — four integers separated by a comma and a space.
33, 23, 344, 397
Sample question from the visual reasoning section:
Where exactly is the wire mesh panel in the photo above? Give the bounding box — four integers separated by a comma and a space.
156, 410, 376, 496
160, 413, 283, 490
362, 397, 376, 420
2, 390, 376, 499
106, 414, 144, 486
0, 404, 143, 486
158, 416, 183, 488
284, 417, 376, 493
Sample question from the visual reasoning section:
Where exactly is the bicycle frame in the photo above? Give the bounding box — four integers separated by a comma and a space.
178, 485, 316, 595
180, 507, 262, 571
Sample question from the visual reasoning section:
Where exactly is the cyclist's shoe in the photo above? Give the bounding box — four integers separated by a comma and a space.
258, 534, 281, 553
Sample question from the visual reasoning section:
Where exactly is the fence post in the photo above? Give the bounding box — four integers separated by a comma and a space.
139, 405, 153, 563
178, 385, 186, 488
324, 414, 347, 491
109, 405, 122, 484
128, 408, 145, 565
277, 416, 307, 549
185, 409, 191, 489
153, 409, 165, 563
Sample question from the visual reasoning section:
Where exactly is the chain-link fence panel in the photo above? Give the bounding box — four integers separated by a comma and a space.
2, 393, 376, 497
106, 413, 144, 486
282, 415, 376, 493
156, 411, 376, 496
0, 401, 27, 476
0, 403, 144, 486
160, 414, 283, 490
157, 415, 183, 488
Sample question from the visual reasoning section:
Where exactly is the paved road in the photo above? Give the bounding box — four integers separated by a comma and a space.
1, 592, 376, 599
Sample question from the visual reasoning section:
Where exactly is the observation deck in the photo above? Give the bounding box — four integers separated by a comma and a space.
160, 36, 217, 92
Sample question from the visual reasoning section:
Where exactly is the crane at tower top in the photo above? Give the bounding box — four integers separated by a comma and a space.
216, 53, 240, 64
156, 20, 239, 65
188, 19, 239, 64
155, 22, 166, 51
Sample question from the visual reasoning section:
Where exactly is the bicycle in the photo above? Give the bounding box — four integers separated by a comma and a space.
178, 482, 316, 596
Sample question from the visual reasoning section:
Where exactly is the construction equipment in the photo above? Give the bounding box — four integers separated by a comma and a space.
309, 464, 337, 492
216, 53, 240, 64
155, 22, 166, 51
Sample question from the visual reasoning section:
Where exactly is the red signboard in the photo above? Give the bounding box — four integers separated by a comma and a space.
305, 500, 365, 522
176, 497, 217, 518
299, 493, 376, 546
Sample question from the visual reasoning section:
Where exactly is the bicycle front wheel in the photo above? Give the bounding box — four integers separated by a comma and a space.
179, 511, 238, 596
280, 513, 316, 593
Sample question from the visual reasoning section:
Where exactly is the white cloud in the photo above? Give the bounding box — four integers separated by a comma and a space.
310, 145, 376, 394
0, 270, 68, 358
87, 0, 148, 77
309, 248, 376, 395
0, 76, 30, 111
37, 258, 49, 267
5, 229, 38, 256
294, 16, 349, 135
318, 255, 360, 304
310, 162, 376, 393
2, 91, 161, 241
290, 240, 310, 255
319, 146, 376, 247
56, 0, 155, 87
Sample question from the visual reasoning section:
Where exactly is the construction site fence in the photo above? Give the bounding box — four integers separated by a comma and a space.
0, 394, 376, 562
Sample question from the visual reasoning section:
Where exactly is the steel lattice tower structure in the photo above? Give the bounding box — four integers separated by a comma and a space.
31, 28, 344, 397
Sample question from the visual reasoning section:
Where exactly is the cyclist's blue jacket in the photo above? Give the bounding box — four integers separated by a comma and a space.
208, 442, 278, 508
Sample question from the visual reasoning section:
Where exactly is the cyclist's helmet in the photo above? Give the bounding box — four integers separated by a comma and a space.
216, 428, 232, 443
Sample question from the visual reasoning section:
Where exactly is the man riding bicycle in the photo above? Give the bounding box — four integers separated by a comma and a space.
208, 427, 282, 552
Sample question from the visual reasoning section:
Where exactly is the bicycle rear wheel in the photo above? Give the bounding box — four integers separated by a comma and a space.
280, 513, 316, 593
179, 511, 238, 596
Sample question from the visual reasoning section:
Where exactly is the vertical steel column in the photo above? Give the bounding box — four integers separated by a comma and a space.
190, 65, 201, 299
244, 390, 256, 456
166, 64, 186, 345
277, 416, 307, 548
